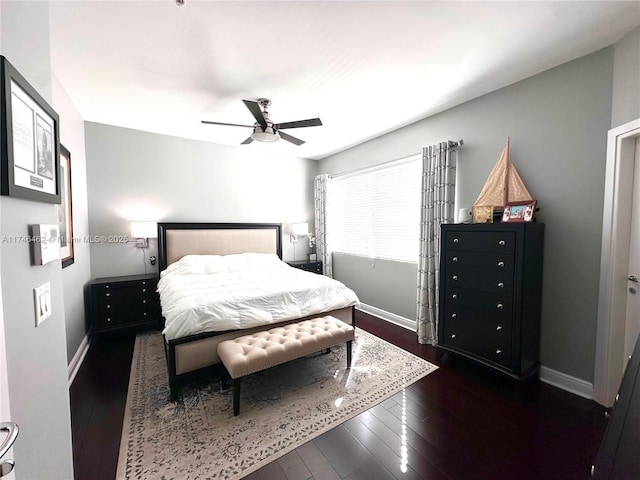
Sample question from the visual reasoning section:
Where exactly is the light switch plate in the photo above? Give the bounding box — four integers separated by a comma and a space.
34, 282, 51, 326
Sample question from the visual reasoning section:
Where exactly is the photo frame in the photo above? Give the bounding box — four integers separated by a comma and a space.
1, 55, 61, 204
472, 205, 494, 223
59, 144, 74, 268
30, 224, 60, 266
502, 200, 537, 223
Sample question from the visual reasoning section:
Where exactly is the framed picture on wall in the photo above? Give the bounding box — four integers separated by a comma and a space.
59, 145, 74, 268
0, 55, 61, 204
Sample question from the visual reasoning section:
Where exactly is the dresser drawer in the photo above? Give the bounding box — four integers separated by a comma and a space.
442, 320, 512, 369
445, 251, 514, 275
444, 269, 514, 296
445, 231, 515, 254
443, 288, 513, 320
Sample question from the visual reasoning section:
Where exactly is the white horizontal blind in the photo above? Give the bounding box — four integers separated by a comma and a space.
328, 155, 422, 263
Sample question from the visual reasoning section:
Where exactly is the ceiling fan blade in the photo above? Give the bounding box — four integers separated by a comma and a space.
241, 136, 254, 145
276, 118, 322, 129
242, 100, 267, 128
279, 131, 305, 146
201, 120, 253, 128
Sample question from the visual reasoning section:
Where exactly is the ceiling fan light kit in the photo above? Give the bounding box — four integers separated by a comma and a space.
202, 98, 322, 146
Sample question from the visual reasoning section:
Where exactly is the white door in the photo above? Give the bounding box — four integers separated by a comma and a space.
625, 137, 640, 362
0, 279, 17, 480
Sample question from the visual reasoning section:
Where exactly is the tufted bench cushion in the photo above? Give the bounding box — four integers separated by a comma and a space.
217, 316, 355, 415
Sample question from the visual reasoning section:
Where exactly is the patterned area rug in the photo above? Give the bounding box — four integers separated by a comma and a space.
116, 328, 437, 480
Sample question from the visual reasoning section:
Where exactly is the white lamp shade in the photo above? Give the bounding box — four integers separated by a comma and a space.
291, 222, 309, 236
130, 221, 157, 239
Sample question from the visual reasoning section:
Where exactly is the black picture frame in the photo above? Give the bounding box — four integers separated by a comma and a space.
59, 144, 74, 268
0, 55, 61, 204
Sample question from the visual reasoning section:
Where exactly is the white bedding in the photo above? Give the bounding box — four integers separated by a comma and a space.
158, 253, 360, 341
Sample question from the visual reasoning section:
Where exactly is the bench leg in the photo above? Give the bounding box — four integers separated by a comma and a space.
232, 378, 240, 416
347, 340, 352, 369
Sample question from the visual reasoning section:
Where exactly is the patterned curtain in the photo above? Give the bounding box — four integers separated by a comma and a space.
314, 174, 333, 278
416, 142, 458, 345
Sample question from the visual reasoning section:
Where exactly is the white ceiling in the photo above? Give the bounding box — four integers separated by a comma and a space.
48, 1, 640, 160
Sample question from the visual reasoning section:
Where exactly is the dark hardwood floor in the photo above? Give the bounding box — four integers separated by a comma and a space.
70, 312, 608, 480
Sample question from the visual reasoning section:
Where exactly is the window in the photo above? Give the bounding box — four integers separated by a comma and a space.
328, 155, 422, 263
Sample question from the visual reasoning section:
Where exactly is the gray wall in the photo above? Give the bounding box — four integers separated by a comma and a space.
611, 26, 640, 128
85, 123, 316, 278
0, 2, 74, 479
319, 47, 616, 383
53, 77, 92, 364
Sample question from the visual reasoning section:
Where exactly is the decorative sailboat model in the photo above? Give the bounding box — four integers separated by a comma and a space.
472, 138, 536, 223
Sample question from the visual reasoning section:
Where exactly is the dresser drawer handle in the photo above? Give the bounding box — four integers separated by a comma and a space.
452, 294, 458, 299
105, 285, 110, 289
452, 275, 458, 281
451, 334, 456, 339
105, 293, 110, 297
453, 238, 459, 243
496, 349, 502, 354
107, 304, 111, 309
142, 281, 146, 285
451, 313, 457, 318
142, 289, 146, 293
497, 303, 504, 309
496, 325, 503, 331
143, 312, 147, 316
497, 282, 504, 288
452, 257, 458, 262
497, 261, 505, 267
143, 299, 147, 304
498, 240, 506, 246
107, 317, 112, 322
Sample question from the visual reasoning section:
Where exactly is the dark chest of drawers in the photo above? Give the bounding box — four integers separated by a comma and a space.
90, 273, 160, 334
438, 223, 544, 380
287, 260, 323, 275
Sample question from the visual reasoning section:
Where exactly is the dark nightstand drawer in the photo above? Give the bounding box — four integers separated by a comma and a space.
287, 260, 323, 274
90, 273, 160, 334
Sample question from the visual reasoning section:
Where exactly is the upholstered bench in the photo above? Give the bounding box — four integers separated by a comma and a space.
217, 316, 355, 415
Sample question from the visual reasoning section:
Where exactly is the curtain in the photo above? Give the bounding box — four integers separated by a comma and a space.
416, 142, 458, 345
314, 174, 333, 278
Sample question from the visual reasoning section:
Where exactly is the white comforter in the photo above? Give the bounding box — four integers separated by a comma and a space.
158, 253, 360, 340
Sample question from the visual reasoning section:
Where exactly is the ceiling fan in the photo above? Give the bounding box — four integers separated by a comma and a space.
201, 98, 322, 146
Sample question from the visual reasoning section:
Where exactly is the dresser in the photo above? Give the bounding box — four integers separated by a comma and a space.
287, 260, 323, 275
437, 223, 544, 381
90, 273, 160, 334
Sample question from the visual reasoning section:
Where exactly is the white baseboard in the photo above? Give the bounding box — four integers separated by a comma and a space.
358, 303, 415, 332
68, 334, 90, 386
539, 365, 593, 399
358, 304, 594, 400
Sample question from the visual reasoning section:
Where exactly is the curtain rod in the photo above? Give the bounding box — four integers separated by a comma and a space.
327, 139, 464, 180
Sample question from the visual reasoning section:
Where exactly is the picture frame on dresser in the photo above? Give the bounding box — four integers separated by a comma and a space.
502, 200, 537, 223
0, 56, 61, 204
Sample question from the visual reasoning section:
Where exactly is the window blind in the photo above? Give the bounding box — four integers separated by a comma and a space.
328, 155, 422, 263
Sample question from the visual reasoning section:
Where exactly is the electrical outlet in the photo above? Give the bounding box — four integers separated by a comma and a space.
150, 255, 156, 266
34, 282, 52, 326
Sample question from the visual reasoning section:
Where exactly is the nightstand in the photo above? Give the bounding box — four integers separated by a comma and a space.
287, 260, 323, 275
90, 273, 160, 334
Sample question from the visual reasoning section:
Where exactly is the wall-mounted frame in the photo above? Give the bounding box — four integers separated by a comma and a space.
502, 200, 537, 223
59, 144, 74, 267
30, 224, 60, 266
0, 55, 61, 204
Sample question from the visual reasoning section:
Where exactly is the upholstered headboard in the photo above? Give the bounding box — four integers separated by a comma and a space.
157, 223, 283, 272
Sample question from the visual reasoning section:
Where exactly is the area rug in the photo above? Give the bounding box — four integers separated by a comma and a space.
116, 328, 438, 480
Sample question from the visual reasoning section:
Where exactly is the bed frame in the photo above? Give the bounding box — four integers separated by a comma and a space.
157, 222, 355, 400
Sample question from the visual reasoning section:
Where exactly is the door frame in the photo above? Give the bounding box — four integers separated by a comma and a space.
594, 118, 640, 407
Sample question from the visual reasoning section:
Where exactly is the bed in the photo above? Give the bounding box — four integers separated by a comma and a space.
157, 222, 359, 400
